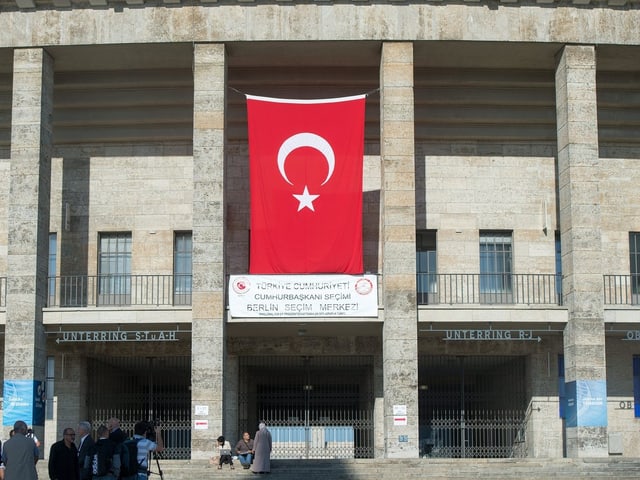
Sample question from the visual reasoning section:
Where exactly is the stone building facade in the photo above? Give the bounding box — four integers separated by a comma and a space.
0, 0, 639, 462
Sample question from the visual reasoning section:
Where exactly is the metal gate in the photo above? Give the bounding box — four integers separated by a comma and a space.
87, 356, 192, 459
418, 355, 527, 458
238, 356, 374, 459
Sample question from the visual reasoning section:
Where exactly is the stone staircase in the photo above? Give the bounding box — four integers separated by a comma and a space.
38, 457, 640, 480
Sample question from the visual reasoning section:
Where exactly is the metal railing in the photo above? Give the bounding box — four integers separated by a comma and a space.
417, 273, 562, 306
89, 356, 192, 460
47, 274, 192, 307
603, 274, 640, 305
240, 355, 375, 459
425, 409, 526, 458
0, 276, 6, 307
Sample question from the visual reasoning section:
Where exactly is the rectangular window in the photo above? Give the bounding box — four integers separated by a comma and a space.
479, 231, 513, 304
46, 356, 55, 420
48, 233, 57, 307
630, 233, 640, 304
174, 231, 192, 306
634, 355, 640, 418
98, 232, 132, 305
558, 354, 566, 419
555, 232, 562, 305
416, 231, 437, 305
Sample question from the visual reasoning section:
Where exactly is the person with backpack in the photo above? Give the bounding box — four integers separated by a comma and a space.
120, 421, 163, 480
86, 425, 120, 480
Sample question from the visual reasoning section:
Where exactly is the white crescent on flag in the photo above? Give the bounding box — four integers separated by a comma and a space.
277, 132, 335, 186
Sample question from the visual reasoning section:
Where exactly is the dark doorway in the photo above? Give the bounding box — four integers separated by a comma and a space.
87, 356, 191, 459
238, 356, 374, 459
418, 355, 527, 458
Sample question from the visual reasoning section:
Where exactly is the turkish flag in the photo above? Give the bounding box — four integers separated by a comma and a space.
247, 94, 366, 274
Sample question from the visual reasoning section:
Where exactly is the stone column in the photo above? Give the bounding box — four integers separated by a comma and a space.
379, 42, 419, 458
555, 45, 608, 457
191, 43, 227, 459
3, 48, 53, 434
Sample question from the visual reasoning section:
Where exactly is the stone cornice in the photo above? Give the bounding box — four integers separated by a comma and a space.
0, 3, 639, 48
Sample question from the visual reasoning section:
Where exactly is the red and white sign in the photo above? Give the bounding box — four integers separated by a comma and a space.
194, 420, 209, 430
228, 274, 378, 318
247, 94, 366, 274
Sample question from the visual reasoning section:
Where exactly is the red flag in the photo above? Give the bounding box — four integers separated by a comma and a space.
247, 94, 365, 274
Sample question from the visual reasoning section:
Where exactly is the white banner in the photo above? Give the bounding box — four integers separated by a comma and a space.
229, 274, 378, 318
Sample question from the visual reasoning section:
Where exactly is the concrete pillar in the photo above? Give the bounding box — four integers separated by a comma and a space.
191, 43, 227, 459
379, 42, 419, 458
555, 45, 608, 457
3, 48, 53, 434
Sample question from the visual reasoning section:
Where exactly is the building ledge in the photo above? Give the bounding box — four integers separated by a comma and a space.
419, 305, 568, 324
43, 306, 192, 325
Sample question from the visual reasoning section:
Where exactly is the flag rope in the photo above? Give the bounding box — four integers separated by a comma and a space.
229, 86, 380, 98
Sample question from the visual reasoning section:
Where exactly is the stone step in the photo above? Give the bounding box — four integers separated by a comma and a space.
37, 457, 640, 480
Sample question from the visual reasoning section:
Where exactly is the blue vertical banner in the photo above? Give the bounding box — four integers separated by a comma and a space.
2, 380, 46, 427
565, 379, 607, 428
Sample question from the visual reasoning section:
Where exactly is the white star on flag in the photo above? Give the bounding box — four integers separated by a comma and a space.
293, 186, 320, 212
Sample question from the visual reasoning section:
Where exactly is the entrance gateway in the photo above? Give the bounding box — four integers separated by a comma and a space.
237, 356, 375, 459
238, 355, 526, 459
419, 356, 527, 458
86, 354, 526, 460
87, 356, 192, 459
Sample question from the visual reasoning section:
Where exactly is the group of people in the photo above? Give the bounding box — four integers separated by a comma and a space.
49, 418, 163, 480
215, 423, 272, 474
0, 417, 163, 480
2, 418, 272, 478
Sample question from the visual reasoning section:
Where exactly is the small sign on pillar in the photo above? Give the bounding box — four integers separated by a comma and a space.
393, 404, 408, 426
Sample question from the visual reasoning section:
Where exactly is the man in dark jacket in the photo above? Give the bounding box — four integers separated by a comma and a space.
48, 428, 79, 480
76, 421, 95, 480
107, 418, 127, 445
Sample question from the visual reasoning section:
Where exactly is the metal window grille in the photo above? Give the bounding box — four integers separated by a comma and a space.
417, 230, 438, 304
48, 233, 57, 308
173, 232, 192, 306
480, 232, 513, 303
98, 232, 132, 305
630, 232, 640, 301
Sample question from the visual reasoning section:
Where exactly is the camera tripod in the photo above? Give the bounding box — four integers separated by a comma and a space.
146, 451, 165, 480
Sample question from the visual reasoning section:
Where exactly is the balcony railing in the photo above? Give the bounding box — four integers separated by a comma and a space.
7, 273, 639, 308
603, 274, 640, 305
417, 273, 562, 306
47, 275, 192, 307
0, 276, 6, 307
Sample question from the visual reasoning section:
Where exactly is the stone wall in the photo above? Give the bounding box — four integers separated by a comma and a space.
0, 159, 8, 276
420, 155, 558, 275
50, 149, 193, 277
600, 158, 640, 273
